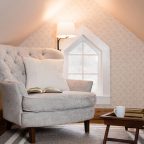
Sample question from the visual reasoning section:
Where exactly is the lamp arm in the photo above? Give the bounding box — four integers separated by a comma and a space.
57, 38, 61, 50
57, 37, 69, 50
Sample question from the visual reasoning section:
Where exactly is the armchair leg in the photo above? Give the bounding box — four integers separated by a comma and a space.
6, 120, 12, 130
125, 127, 128, 131
84, 120, 90, 133
28, 127, 35, 143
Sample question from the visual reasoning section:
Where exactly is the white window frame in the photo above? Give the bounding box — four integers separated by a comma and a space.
63, 26, 110, 104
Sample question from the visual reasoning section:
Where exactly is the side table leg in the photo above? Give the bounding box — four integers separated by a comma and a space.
103, 125, 110, 144
134, 128, 139, 144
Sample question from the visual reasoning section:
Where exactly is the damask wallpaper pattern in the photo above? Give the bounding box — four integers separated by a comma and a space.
20, 0, 144, 108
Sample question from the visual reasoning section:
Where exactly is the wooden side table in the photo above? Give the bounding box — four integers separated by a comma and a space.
100, 112, 144, 144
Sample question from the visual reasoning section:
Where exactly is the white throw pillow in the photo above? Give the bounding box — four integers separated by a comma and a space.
23, 57, 69, 91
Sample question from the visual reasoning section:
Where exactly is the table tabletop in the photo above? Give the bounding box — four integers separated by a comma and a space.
101, 112, 144, 121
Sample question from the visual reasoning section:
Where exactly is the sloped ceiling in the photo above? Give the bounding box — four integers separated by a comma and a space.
95, 0, 144, 41
0, 0, 144, 45
0, 0, 50, 45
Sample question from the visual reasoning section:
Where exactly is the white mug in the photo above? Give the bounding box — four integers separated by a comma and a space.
114, 106, 125, 118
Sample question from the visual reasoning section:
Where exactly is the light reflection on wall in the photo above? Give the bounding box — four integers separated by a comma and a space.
43, 0, 84, 23
43, 0, 68, 21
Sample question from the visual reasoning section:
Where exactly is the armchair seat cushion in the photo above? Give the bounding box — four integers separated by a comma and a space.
22, 91, 95, 112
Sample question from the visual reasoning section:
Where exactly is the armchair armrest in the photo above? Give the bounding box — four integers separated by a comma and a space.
0, 81, 28, 126
67, 79, 93, 92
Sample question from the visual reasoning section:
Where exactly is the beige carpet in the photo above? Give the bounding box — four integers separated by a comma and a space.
0, 124, 144, 144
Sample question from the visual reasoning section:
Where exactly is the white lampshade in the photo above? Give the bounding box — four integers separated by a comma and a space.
57, 22, 76, 38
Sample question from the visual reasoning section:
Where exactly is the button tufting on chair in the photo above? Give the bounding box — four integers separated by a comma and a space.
29, 53, 32, 56
17, 52, 20, 56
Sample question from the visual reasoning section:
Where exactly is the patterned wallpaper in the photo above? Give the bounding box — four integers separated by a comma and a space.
20, 0, 144, 108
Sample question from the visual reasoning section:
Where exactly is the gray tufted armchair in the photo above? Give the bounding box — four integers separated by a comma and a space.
0, 45, 96, 143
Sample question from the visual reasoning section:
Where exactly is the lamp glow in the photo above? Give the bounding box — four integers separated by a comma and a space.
56, 22, 76, 50
57, 22, 76, 38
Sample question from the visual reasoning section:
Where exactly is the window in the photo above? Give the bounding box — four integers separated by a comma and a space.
65, 36, 102, 95
63, 27, 110, 104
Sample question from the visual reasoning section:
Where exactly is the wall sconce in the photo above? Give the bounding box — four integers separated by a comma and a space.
56, 22, 76, 50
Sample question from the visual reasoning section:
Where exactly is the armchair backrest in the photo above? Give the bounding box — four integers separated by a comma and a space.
0, 45, 63, 86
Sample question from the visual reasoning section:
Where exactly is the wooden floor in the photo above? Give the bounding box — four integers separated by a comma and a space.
91, 108, 113, 123
0, 108, 113, 135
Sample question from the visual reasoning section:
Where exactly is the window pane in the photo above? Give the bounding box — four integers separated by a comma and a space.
83, 56, 98, 73
69, 43, 82, 54
68, 74, 82, 80
68, 55, 82, 73
84, 74, 98, 82
83, 43, 97, 54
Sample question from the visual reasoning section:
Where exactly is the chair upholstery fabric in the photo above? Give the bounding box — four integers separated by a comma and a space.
22, 107, 94, 127
0, 81, 27, 125
23, 91, 95, 112
0, 44, 96, 128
